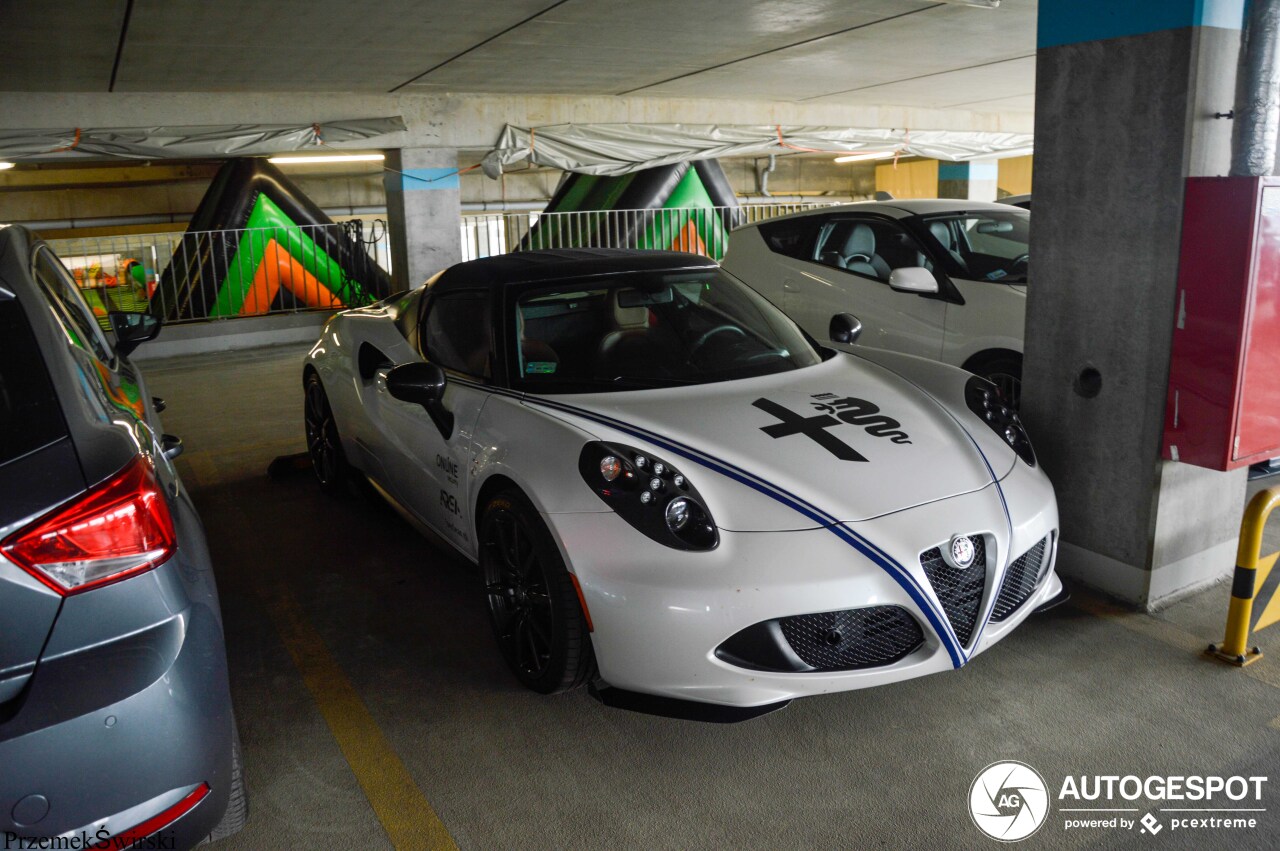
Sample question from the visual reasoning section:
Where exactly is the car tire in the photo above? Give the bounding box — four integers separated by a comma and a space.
304, 371, 353, 495
204, 729, 248, 844
969, 353, 1023, 411
480, 488, 595, 694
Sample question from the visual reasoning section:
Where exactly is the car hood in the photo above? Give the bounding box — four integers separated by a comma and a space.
525, 354, 1006, 530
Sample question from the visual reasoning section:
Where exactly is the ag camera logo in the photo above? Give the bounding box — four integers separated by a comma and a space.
969, 761, 1050, 842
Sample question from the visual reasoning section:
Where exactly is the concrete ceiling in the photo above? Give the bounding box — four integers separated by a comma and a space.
0, 0, 1036, 111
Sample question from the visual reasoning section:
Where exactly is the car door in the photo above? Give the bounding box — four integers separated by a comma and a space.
372, 289, 492, 554
788, 215, 947, 360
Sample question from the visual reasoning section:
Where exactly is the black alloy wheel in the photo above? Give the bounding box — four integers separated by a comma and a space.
481, 489, 594, 694
304, 372, 349, 493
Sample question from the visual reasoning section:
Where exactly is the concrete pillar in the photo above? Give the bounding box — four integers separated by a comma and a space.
937, 161, 999, 202
1024, 0, 1249, 608
383, 148, 462, 289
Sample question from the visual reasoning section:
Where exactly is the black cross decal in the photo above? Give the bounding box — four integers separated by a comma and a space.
752, 398, 867, 462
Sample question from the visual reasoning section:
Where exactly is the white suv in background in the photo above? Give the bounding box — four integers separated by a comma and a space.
723, 200, 1030, 405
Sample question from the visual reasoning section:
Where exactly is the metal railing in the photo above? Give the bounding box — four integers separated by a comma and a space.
46, 221, 393, 325
460, 202, 837, 262
41, 203, 832, 326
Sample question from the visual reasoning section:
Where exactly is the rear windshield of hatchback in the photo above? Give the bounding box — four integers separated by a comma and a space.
0, 298, 68, 466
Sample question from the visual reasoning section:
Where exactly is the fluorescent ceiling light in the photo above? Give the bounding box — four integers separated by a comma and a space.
267, 153, 385, 165
833, 151, 898, 164
0, 162, 15, 170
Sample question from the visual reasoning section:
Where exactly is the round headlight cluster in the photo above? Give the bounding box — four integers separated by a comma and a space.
964, 377, 1035, 466
578, 442, 719, 550
665, 497, 691, 531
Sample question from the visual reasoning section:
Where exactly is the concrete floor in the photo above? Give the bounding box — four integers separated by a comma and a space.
141, 343, 1280, 850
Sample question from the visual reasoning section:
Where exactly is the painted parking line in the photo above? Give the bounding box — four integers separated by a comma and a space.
1072, 597, 1206, 653
178, 451, 219, 488
1072, 595, 1280, 729
259, 579, 458, 851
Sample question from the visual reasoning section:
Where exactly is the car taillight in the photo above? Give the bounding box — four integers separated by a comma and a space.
1, 455, 176, 595
88, 782, 209, 850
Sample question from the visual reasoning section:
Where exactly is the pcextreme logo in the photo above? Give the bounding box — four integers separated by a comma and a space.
969, 761, 1051, 842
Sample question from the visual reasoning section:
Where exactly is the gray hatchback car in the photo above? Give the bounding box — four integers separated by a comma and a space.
0, 225, 245, 848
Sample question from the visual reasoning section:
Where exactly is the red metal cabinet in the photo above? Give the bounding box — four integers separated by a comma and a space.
1164, 176, 1280, 470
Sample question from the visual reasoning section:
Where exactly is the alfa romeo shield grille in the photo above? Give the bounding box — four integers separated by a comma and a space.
779, 606, 924, 671
991, 536, 1050, 622
920, 535, 987, 647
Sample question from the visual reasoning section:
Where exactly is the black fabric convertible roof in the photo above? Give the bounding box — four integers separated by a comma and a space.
431, 249, 718, 293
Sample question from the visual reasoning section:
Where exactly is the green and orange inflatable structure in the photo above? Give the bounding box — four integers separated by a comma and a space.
153, 158, 392, 321
524, 159, 743, 259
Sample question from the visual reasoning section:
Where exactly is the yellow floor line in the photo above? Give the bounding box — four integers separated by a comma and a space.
259, 579, 458, 851
1073, 595, 1280, 691
1072, 597, 1205, 653
179, 451, 219, 488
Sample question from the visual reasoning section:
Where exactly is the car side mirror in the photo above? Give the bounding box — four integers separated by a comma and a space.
108, 312, 161, 356
888, 266, 940, 295
387, 362, 446, 405
386, 362, 454, 439
829, 313, 863, 345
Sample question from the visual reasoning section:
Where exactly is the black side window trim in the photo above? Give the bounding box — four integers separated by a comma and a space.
419, 289, 495, 381
823, 212, 966, 305
756, 217, 821, 261
0, 297, 72, 469
811, 214, 923, 287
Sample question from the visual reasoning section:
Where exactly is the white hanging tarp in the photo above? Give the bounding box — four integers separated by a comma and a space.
481, 123, 1034, 178
0, 117, 407, 161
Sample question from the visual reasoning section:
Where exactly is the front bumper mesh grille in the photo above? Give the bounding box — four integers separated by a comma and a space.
777, 606, 925, 671
991, 536, 1050, 622
920, 535, 987, 647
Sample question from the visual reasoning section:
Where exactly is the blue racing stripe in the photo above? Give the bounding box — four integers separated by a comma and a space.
960, 427, 1014, 655
833, 355, 1022, 661
521, 393, 967, 668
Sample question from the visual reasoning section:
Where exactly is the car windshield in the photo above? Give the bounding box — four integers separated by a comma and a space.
511, 268, 823, 393
916, 210, 1030, 284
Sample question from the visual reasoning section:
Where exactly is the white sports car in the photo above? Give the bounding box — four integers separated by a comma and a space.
723, 200, 1030, 407
304, 249, 1063, 719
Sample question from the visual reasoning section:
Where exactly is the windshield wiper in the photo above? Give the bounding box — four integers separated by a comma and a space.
525, 376, 698, 391
609, 375, 700, 387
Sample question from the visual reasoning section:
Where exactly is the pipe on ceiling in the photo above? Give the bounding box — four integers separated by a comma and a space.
462, 200, 547, 212
1232, 0, 1280, 176
756, 155, 777, 198
19, 205, 392, 232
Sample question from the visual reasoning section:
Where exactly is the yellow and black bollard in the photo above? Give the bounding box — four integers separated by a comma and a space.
1206, 487, 1280, 667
